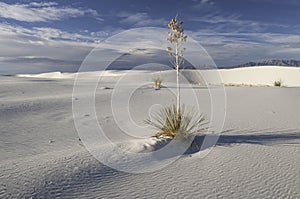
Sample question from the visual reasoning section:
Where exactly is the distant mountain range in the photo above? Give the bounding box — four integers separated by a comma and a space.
225, 59, 300, 69
98, 48, 300, 70
108, 50, 300, 70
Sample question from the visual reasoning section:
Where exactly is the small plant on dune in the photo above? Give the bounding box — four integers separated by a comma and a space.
145, 17, 208, 141
274, 80, 282, 87
153, 77, 163, 90
145, 105, 208, 139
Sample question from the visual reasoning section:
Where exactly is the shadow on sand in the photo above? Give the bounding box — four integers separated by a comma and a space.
185, 129, 300, 154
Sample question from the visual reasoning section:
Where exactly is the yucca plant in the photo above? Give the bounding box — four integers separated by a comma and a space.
145, 17, 208, 143
145, 105, 208, 139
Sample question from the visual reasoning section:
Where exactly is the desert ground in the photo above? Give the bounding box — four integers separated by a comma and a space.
0, 66, 300, 198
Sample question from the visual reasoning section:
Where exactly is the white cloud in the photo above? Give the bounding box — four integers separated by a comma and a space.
29, 2, 58, 7
119, 12, 167, 27
0, 2, 102, 22
0, 22, 103, 74
188, 31, 300, 67
0, 23, 102, 44
200, 0, 214, 4
191, 0, 215, 10
189, 13, 289, 33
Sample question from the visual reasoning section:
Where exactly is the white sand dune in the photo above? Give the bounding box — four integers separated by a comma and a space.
203, 66, 300, 87
1, 67, 300, 198
16, 66, 300, 87
16, 71, 76, 79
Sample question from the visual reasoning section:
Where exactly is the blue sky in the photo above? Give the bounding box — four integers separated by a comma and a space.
1, 0, 300, 73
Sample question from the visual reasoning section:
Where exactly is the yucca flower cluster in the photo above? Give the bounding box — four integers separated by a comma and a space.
167, 18, 187, 62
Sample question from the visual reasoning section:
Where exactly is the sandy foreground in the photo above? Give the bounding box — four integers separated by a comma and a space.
0, 67, 300, 198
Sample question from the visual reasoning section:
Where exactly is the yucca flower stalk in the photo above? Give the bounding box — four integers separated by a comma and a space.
167, 17, 187, 118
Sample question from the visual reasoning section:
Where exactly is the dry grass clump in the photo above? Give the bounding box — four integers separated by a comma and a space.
145, 104, 208, 139
153, 77, 163, 89
274, 80, 282, 87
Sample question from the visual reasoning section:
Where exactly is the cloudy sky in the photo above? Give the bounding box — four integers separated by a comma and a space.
1, 0, 300, 74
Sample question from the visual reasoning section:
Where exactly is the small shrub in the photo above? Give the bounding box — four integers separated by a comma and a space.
145, 104, 208, 140
153, 77, 163, 90
274, 80, 282, 87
